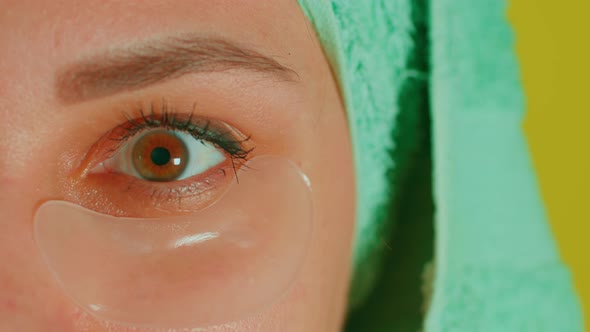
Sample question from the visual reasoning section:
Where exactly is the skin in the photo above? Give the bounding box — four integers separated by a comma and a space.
0, 1, 355, 331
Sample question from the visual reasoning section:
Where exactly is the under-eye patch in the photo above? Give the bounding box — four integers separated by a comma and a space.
34, 156, 313, 329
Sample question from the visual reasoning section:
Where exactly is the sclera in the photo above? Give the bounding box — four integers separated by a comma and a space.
33, 156, 313, 329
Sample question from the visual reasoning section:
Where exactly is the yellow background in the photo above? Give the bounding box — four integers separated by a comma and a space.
509, 0, 589, 327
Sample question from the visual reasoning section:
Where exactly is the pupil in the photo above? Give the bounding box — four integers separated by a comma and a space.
151, 147, 171, 166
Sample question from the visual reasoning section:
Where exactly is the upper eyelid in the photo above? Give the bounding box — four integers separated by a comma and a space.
55, 34, 299, 105
118, 107, 252, 157
122, 106, 248, 142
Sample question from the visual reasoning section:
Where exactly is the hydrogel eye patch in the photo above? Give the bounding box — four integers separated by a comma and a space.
33, 156, 313, 329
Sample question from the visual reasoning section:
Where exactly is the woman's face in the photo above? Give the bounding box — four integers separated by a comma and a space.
0, 1, 355, 331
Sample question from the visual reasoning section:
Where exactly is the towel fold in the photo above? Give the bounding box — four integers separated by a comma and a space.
426, 0, 583, 330
297, 0, 584, 331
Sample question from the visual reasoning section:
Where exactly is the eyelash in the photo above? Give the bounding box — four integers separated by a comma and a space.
112, 100, 254, 178
70, 100, 256, 217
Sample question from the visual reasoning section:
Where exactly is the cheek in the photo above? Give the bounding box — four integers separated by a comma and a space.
0, 178, 80, 330
287, 77, 356, 329
309, 113, 356, 328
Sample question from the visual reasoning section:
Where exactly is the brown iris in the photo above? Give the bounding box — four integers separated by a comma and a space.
132, 130, 189, 181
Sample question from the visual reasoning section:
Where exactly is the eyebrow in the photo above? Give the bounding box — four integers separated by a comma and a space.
56, 35, 298, 104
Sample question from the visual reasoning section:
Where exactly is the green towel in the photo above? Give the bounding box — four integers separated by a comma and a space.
297, 0, 428, 311
297, 0, 584, 331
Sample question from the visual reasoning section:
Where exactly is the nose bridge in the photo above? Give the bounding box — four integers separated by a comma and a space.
0, 91, 50, 185
0, 98, 45, 224
0, 41, 55, 184
0, 93, 28, 176
0, 175, 38, 228
0, 127, 28, 178
0, 21, 65, 210
0, 130, 54, 231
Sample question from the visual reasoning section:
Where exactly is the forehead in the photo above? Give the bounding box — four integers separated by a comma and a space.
0, 1, 308, 99
1, 0, 302, 47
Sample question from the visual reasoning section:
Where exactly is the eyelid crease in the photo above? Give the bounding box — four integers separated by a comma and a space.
56, 34, 300, 104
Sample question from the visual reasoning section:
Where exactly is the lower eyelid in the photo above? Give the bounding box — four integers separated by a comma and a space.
66, 163, 233, 218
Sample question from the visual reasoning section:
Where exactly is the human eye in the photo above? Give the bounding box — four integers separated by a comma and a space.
73, 100, 253, 217
105, 129, 226, 182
